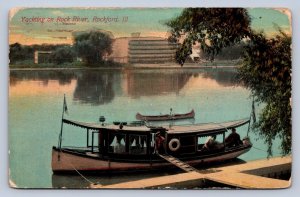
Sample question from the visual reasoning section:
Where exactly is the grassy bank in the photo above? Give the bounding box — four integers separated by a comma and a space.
9, 60, 125, 69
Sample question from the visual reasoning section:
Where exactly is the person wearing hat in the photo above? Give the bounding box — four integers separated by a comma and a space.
155, 132, 165, 154
225, 128, 242, 147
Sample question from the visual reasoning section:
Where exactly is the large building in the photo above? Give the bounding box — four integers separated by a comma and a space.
109, 36, 178, 64
128, 38, 178, 64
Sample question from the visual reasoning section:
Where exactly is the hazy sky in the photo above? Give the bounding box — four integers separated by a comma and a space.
9, 8, 291, 45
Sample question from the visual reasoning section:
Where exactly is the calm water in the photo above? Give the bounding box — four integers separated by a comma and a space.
9, 68, 282, 188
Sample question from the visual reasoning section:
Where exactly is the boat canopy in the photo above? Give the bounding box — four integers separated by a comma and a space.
165, 118, 250, 134
62, 118, 153, 132
63, 118, 249, 135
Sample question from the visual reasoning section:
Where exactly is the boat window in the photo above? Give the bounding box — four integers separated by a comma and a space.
179, 135, 196, 154
129, 135, 147, 154
151, 133, 155, 148
108, 133, 126, 154
197, 134, 224, 151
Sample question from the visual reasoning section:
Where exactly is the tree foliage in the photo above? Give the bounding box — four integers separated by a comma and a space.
9, 43, 34, 63
166, 8, 251, 64
50, 46, 75, 64
73, 31, 113, 65
167, 8, 292, 155
238, 31, 291, 155
9, 43, 70, 64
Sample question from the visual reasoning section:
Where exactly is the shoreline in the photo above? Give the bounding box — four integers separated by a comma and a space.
9, 63, 240, 71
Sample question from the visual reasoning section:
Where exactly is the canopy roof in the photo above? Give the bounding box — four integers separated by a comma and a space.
63, 118, 249, 135
165, 118, 250, 134
63, 119, 152, 132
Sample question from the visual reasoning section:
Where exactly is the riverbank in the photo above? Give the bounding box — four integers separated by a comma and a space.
9, 60, 123, 70
9, 59, 242, 70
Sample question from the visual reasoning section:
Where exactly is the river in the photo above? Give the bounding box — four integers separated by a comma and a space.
8, 68, 282, 188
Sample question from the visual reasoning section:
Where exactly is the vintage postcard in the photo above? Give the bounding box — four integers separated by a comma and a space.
9, 8, 291, 189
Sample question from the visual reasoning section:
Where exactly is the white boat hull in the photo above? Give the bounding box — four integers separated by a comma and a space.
52, 146, 251, 173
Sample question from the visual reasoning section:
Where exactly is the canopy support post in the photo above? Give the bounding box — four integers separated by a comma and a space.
87, 129, 89, 147
223, 132, 226, 150
92, 132, 94, 153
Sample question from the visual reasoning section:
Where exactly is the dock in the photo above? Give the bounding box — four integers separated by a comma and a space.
90, 156, 291, 189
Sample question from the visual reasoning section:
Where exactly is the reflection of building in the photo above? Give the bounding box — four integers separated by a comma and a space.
122, 70, 192, 97
34, 51, 52, 64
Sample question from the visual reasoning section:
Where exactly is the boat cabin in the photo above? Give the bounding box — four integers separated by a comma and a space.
60, 118, 250, 161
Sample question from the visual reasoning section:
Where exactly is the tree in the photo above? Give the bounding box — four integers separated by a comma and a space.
9, 43, 25, 63
238, 31, 291, 156
166, 8, 291, 155
166, 8, 251, 64
50, 46, 75, 64
73, 31, 113, 65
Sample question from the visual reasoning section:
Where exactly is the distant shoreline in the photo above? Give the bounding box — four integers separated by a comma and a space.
9, 60, 241, 71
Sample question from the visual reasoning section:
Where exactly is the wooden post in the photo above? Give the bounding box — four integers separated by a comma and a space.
91, 132, 94, 153
125, 134, 129, 153
87, 129, 89, 147
223, 132, 226, 151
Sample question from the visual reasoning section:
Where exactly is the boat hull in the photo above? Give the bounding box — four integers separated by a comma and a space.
52, 146, 251, 174
136, 109, 195, 121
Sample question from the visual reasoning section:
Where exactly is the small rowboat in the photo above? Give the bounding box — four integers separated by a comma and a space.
136, 109, 195, 121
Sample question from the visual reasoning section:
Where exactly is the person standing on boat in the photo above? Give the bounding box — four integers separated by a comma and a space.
155, 132, 165, 154
169, 108, 173, 117
225, 128, 242, 147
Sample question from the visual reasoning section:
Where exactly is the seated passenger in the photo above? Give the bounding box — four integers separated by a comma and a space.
203, 135, 217, 150
225, 128, 243, 147
114, 137, 125, 153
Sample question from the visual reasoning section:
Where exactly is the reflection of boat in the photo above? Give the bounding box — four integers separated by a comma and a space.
52, 117, 252, 174
136, 109, 195, 121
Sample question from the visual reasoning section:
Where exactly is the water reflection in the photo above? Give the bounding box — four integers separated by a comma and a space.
10, 68, 239, 105
73, 71, 117, 105
202, 69, 238, 87
123, 69, 193, 98
9, 70, 75, 86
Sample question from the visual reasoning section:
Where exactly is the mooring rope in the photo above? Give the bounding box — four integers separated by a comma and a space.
70, 163, 95, 185
60, 151, 98, 186
251, 145, 281, 155
252, 146, 267, 152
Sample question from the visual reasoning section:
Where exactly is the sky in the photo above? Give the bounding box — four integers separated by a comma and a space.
9, 8, 291, 45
